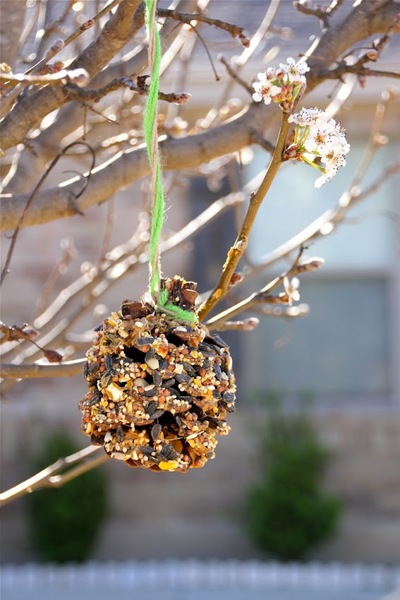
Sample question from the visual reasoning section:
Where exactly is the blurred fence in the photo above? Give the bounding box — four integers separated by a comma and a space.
2, 560, 400, 598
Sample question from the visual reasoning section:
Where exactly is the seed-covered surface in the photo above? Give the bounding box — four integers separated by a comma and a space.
79, 300, 236, 472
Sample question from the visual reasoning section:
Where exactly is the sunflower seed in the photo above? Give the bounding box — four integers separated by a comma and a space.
151, 423, 162, 441
146, 400, 158, 415
136, 336, 154, 347
152, 370, 162, 387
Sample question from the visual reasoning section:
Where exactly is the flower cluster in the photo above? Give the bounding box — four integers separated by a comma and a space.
286, 108, 350, 187
252, 57, 309, 112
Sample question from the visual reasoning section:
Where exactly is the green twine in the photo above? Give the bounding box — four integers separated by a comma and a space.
159, 289, 197, 324
144, 0, 163, 300
144, 0, 196, 324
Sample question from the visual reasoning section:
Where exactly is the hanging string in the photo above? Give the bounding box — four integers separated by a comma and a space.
144, 0, 196, 323
144, 0, 163, 303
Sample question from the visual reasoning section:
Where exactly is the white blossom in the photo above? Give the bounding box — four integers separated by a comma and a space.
288, 107, 350, 187
283, 276, 300, 304
279, 56, 310, 82
252, 58, 309, 109
252, 72, 281, 104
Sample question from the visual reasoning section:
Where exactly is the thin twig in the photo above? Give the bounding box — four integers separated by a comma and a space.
65, 76, 191, 105
219, 55, 253, 95
179, 0, 282, 131
198, 112, 291, 320
313, 19, 399, 84
293, 0, 331, 28
187, 21, 220, 81
206, 253, 323, 329
246, 161, 400, 280
39, 0, 76, 47
0, 446, 108, 507
0, 191, 246, 371
25, 0, 123, 76
157, 8, 249, 47
0, 322, 63, 363
321, 66, 400, 81
0, 358, 85, 380
350, 88, 395, 189
0, 68, 89, 87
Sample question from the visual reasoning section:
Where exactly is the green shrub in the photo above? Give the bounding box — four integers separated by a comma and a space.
247, 405, 341, 561
27, 433, 108, 563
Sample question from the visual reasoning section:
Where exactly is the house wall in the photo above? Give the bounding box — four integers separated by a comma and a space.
1, 94, 399, 565
1, 402, 400, 564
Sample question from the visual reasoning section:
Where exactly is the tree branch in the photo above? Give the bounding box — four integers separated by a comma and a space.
0, 0, 144, 152
2, 0, 203, 195
25, 0, 124, 77
157, 8, 250, 47
65, 76, 191, 105
305, 0, 400, 91
206, 256, 323, 329
0, 1, 399, 231
0, 102, 271, 230
0, 446, 108, 507
0, 189, 245, 370
0, 358, 85, 380
198, 112, 291, 320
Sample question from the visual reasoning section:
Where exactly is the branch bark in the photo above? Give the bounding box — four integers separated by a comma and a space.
0, 446, 107, 507
0, 103, 269, 230
0, 0, 399, 230
2, 0, 202, 195
0, 0, 144, 152
305, 0, 400, 89
0, 358, 85, 379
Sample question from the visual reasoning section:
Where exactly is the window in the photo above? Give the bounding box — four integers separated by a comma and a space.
246, 277, 390, 395
243, 141, 398, 401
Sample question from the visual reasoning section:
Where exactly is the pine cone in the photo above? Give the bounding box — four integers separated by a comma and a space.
79, 279, 236, 472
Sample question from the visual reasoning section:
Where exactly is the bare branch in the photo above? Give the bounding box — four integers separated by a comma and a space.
206, 253, 323, 329
325, 67, 400, 80
0, 322, 63, 364
293, 0, 332, 28
219, 55, 254, 96
65, 76, 191, 105
294, 0, 346, 28
209, 317, 260, 332
247, 160, 400, 277
0, 446, 108, 507
1, 190, 245, 369
0, 358, 85, 380
316, 26, 400, 83
25, 0, 123, 76
198, 113, 291, 320
36, 238, 76, 316
0, 103, 272, 230
157, 8, 250, 47
2, 0, 203, 195
0, 0, 144, 152
305, 0, 400, 90
0, 68, 89, 88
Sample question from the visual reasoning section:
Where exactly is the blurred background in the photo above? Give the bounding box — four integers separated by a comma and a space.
1, 0, 400, 588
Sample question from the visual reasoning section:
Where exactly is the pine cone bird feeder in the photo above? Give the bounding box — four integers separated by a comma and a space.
79, 277, 236, 472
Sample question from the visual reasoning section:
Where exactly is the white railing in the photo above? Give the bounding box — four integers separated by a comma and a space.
1, 560, 400, 594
